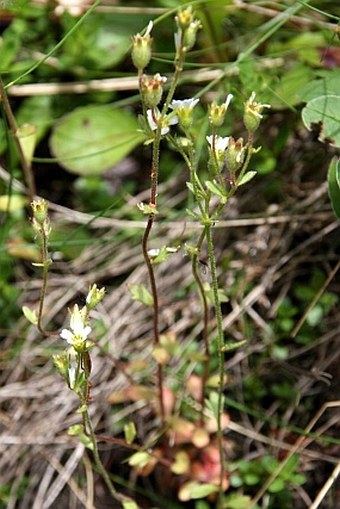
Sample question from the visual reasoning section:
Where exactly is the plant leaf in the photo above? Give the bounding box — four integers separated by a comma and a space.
327, 157, 340, 219
129, 284, 153, 306
237, 170, 257, 186
50, 105, 144, 175
302, 95, 340, 147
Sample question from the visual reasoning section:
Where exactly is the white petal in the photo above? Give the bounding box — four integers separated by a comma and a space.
224, 94, 233, 108
60, 329, 73, 343
147, 109, 158, 131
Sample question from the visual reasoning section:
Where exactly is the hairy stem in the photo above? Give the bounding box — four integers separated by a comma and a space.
205, 224, 225, 505
192, 229, 210, 424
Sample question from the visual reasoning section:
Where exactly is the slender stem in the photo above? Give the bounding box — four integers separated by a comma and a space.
192, 229, 210, 424
37, 231, 53, 336
0, 77, 36, 201
205, 224, 225, 506
142, 214, 165, 422
83, 404, 121, 505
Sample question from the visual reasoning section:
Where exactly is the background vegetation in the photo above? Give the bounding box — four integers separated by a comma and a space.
0, 1, 339, 508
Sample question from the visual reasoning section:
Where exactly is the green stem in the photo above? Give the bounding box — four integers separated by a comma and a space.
192, 229, 210, 424
83, 404, 121, 505
0, 76, 36, 201
37, 231, 53, 336
205, 224, 225, 506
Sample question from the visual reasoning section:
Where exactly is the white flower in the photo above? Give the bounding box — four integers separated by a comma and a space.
60, 304, 91, 350
170, 98, 199, 112
146, 109, 178, 135
206, 135, 230, 153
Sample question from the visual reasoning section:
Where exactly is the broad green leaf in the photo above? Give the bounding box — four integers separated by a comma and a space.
327, 157, 340, 219
129, 284, 153, 307
237, 171, 257, 186
271, 64, 314, 109
298, 72, 340, 102
302, 95, 340, 147
50, 105, 144, 175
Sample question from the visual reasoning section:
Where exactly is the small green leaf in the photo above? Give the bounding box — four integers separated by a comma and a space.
122, 501, 139, 509
206, 391, 224, 422
124, 422, 136, 445
190, 483, 218, 499
237, 170, 257, 186
327, 157, 340, 219
137, 202, 159, 215
22, 306, 38, 325
129, 284, 153, 306
205, 180, 227, 202
148, 245, 179, 264
171, 451, 190, 475
222, 339, 247, 352
128, 451, 151, 468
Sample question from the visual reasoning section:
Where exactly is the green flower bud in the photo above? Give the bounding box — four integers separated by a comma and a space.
86, 284, 105, 310
208, 94, 233, 127
226, 137, 246, 174
243, 92, 270, 133
53, 352, 69, 381
176, 6, 194, 30
131, 21, 153, 71
31, 199, 48, 226
183, 20, 202, 51
140, 73, 167, 108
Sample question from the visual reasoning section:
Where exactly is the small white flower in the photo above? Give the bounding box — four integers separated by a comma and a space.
170, 97, 199, 112
146, 109, 178, 135
60, 304, 91, 350
206, 135, 230, 152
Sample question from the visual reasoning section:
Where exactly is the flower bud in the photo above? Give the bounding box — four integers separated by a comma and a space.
183, 20, 202, 51
208, 94, 233, 127
140, 73, 167, 108
243, 92, 270, 133
131, 21, 153, 71
53, 352, 69, 381
86, 284, 105, 310
206, 135, 230, 172
226, 137, 246, 174
176, 6, 194, 30
31, 199, 48, 226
